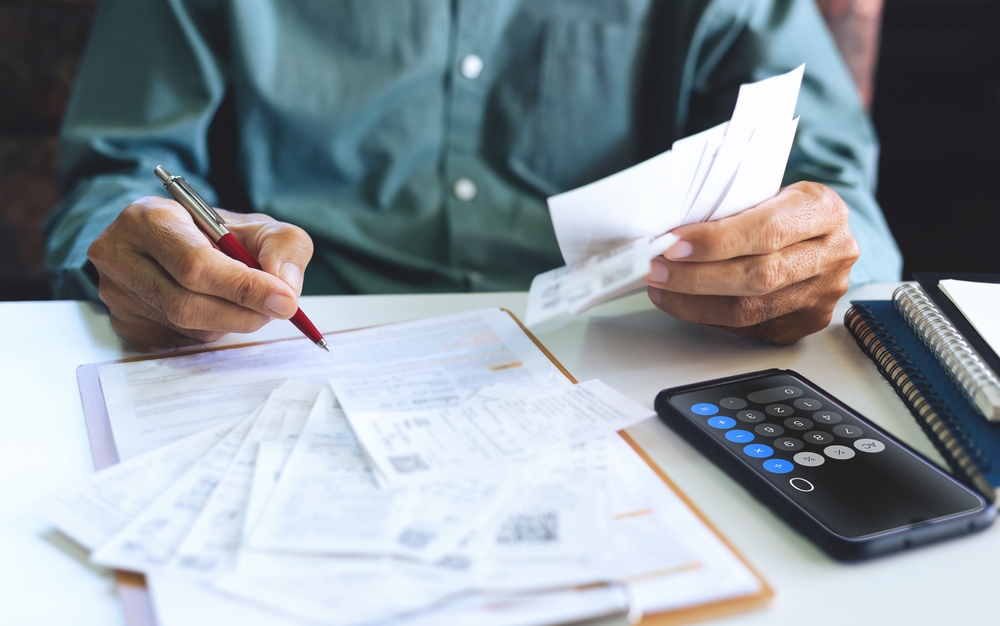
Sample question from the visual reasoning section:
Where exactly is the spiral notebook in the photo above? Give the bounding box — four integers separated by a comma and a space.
845, 296, 1000, 500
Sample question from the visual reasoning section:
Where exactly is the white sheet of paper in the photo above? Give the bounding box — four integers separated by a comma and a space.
524, 233, 679, 328
679, 122, 728, 223
98, 309, 570, 459
44, 416, 243, 550
712, 117, 800, 221
168, 380, 321, 576
89, 408, 259, 572
939, 279, 1000, 357
336, 379, 655, 486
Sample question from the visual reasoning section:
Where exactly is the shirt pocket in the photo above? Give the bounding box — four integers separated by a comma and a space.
506, 19, 642, 195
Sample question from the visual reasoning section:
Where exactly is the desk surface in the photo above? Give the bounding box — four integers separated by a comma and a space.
0, 284, 990, 625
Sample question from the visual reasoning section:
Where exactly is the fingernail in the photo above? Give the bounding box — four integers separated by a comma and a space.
648, 288, 662, 306
279, 262, 303, 293
666, 240, 693, 260
265, 293, 296, 318
648, 259, 669, 284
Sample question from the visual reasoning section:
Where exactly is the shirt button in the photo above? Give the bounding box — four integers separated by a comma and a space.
453, 178, 478, 201
459, 54, 484, 80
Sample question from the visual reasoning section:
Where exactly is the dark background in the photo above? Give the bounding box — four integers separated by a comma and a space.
0, 0, 998, 302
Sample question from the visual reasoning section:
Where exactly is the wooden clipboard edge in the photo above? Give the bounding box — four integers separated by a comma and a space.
502, 309, 774, 625
74, 308, 772, 626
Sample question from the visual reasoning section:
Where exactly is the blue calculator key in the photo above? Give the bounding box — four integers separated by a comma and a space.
707, 416, 736, 429
691, 403, 718, 416
726, 429, 754, 443
743, 443, 773, 458
763, 458, 794, 474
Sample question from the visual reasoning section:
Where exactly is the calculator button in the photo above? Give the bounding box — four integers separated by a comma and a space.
691, 403, 718, 416
737, 410, 766, 423
804, 431, 833, 445
824, 445, 856, 460
725, 429, 754, 443
754, 423, 784, 437
794, 452, 826, 467
763, 459, 794, 474
789, 477, 815, 492
854, 438, 885, 453
765, 404, 794, 417
833, 425, 863, 439
812, 411, 842, 425
707, 416, 736, 429
783, 417, 814, 431
774, 437, 804, 452
794, 398, 823, 411
747, 386, 803, 404
743, 443, 774, 458
719, 397, 748, 410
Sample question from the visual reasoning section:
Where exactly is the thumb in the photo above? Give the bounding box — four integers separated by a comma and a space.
223, 212, 315, 296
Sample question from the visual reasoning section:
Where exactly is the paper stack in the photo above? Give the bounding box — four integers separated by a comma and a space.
47, 309, 765, 625
526, 65, 804, 327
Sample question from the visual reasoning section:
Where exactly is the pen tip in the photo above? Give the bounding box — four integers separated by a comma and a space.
317, 339, 330, 352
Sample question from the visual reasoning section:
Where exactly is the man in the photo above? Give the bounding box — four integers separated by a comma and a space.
46, 0, 900, 352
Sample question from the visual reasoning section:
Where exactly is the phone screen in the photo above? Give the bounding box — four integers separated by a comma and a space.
667, 372, 985, 539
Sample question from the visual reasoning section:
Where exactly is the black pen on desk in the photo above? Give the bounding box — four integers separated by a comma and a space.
154, 166, 330, 351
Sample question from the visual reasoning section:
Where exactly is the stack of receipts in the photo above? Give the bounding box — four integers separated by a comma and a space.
526, 65, 804, 327
46, 309, 764, 625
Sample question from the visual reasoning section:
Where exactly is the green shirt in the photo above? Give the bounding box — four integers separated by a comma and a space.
46, 0, 901, 300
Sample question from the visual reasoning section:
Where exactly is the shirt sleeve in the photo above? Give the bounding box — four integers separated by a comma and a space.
684, 0, 902, 285
44, 0, 226, 300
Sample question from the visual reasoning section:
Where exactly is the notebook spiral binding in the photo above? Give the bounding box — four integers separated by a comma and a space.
844, 304, 994, 498
894, 283, 1000, 421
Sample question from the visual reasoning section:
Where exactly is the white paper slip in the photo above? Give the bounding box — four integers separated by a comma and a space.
167, 380, 321, 576
524, 232, 679, 328
531, 66, 805, 324
939, 280, 1000, 358
335, 379, 655, 486
89, 407, 260, 572
44, 416, 244, 551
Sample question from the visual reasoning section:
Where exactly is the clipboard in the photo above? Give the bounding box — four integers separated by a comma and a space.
75, 309, 773, 626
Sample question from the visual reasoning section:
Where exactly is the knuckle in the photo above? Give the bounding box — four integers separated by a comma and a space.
731, 297, 764, 328
232, 271, 265, 308
746, 258, 784, 295
162, 292, 198, 329
174, 250, 210, 290
759, 215, 790, 253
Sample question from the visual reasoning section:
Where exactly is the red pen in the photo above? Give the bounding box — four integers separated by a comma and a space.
154, 166, 329, 351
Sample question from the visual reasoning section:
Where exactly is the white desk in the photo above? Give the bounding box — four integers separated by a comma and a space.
0, 284, 991, 625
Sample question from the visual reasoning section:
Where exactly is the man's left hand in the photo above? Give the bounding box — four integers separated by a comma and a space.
644, 182, 860, 344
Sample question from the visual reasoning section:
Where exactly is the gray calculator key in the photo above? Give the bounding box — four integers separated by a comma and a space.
804, 430, 833, 445
737, 410, 766, 423
747, 386, 803, 404
774, 437, 804, 451
720, 397, 748, 410
755, 423, 784, 437
765, 404, 794, 417
833, 424, 863, 439
794, 451, 826, 467
812, 411, 842, 424
824, 445, 856, 460
783, 417, 813, 431
794, 398, 823, 411
854, 438, 885, 453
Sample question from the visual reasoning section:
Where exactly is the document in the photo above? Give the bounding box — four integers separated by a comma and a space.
44, 416, 242, 550
334, 379, 655, 486
89, 409, 258, 572
98, 309, 570, 459
526, 66, 804, 326
168, 380, 321, 576
939, 279, 1000, 356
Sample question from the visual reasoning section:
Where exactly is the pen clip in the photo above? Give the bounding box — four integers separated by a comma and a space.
176, 178, 226, 226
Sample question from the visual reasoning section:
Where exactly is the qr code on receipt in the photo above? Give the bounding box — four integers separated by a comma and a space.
496, 512, 559, 544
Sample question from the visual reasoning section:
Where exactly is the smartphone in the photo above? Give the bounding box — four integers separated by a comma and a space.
654, 368, 995, 561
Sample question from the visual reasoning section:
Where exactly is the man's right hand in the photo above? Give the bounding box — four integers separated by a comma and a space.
87, 196, 314, 352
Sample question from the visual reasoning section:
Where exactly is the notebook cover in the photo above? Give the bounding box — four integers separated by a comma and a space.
854, 301, 1000, 490
914, 273, 1000, 376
